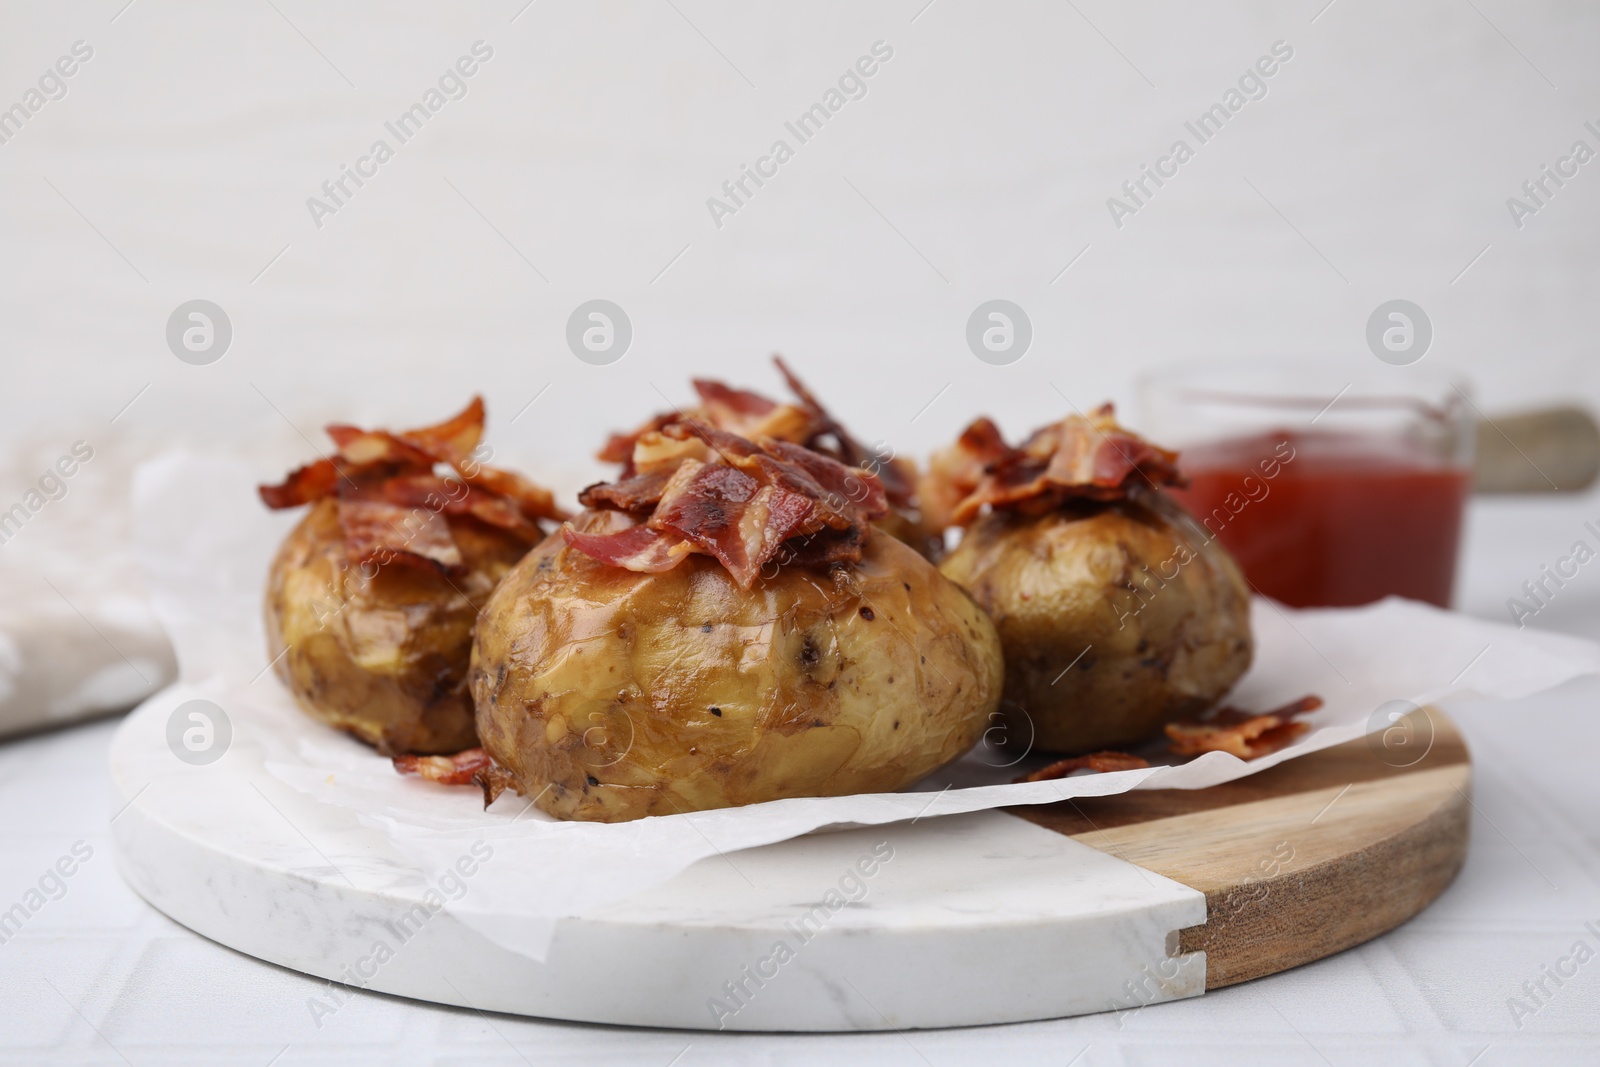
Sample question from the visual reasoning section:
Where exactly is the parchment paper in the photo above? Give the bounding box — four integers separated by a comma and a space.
132, 452, 1600, 960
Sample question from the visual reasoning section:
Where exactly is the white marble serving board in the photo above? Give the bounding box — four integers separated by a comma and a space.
108, 681, 1206, 1032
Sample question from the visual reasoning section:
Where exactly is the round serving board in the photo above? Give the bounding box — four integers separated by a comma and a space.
108, 689, 1468, 1032
1013, 708, 1471, 990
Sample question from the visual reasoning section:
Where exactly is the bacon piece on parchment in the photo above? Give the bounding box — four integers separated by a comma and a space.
393, 746, 492, 786
1015, 751, 1152, 783
392, 746, 517, 807
1164, 695, 1324, 760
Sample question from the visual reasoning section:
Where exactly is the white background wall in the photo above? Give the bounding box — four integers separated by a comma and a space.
2, 0, 1597, 494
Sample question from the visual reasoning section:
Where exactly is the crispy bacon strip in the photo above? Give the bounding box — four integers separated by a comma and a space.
337, 497, 463, 570
1165, 695, 1324, 759
691, 379, 785, 436
923, 404, 1185, 528
579, 469, 673, 513
773, 357, 918, 510
654, 464, 820, 587
1166, 719, 1310, 760
474, 762, 517, 807
917, 417, 1010, 531
782, 525, 868, 567
463, 465, 562, 524
398, 395, 484, 467
566, 423, 887, 588
598, 358, 920, 516
562, 520, 695, 573
259, 398, 563, 573
393, 747, 492, 786
393, 746, 518, 807
597, 412, 676, 467
599, 375, 825, 467
1016, 751, 1151, 783
258, 457, 340, 509
325, 426, 438, 471
1207, 695, 1324, 725
341, 474, 546, 543
464, 493, 547, 543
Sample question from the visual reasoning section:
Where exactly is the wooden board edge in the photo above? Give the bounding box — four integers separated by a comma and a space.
1177, 771, 1471, 987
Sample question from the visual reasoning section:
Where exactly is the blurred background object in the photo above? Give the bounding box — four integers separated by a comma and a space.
1141, 361, 1475, 609
5, 2, 1600, 475
1474, 405, 1600, 493
0, 431, 176, 739
1141, 359, 1600, 610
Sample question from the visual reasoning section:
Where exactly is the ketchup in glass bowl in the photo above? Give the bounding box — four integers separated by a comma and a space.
1139, 363, 1474, 610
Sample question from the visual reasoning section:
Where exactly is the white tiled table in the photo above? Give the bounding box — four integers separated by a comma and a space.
3, 492, 1599, 1066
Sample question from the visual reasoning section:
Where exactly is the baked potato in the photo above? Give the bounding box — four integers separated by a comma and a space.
470, 425, 1003, 821
927, 405, 1254, 754
266, 497, 534, 753
259, 399, 562, 755
940, 490, 1251, 753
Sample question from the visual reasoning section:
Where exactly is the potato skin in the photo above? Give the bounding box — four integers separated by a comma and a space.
938, 491, 1252, 754
265, 498, 532, 755
470, 529, 1004, 822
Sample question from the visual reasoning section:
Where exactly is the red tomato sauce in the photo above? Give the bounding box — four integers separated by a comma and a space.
1168, 430, 1471, 609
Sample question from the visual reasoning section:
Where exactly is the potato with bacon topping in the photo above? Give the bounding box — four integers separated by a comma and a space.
931, 405, 1252, 755
598, 356, 940, 558
259, 399, 564, 755
470, 422, 1002, 822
